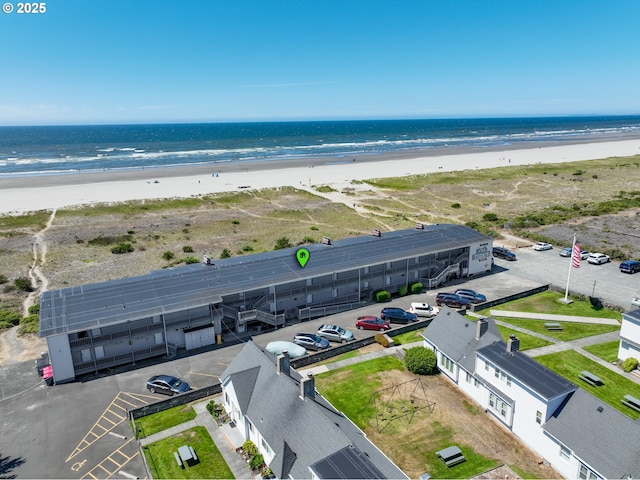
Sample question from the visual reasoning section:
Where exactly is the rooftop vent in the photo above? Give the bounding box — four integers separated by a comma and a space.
597, 406, 604, 413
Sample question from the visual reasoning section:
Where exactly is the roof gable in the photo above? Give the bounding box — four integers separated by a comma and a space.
544, 389, 640, 478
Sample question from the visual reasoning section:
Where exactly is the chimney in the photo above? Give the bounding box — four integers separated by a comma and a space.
276, 352, 290, 375
300, 373, 315, 400
506, 335, 520, 354
475, 319, 488, 339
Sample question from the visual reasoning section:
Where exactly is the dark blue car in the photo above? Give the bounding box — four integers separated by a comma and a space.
380, 307, 418, 324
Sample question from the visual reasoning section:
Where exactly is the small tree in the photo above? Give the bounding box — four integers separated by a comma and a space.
220, 249, 231, 259
374, 290, 391, 302
162, 251, 175, 261
409, 282, 423, 294
405, 346, 437, 375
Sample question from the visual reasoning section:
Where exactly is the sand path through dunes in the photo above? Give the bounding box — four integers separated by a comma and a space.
23, 209, 56, 316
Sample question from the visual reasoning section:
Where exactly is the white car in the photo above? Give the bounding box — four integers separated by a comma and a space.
533, 242, 553, 251
409, 302, 440, 318
587, 253, 610, 265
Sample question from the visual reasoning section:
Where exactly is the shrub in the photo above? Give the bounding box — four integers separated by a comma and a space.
220, 249, 231, 259
374, 290, 391, 302
409, 282, 423, 294
374, 333, 391, 348
111, 243, 134, 254
398, 285, 408, 297
242, 245, 254, 252
28, 304, 40, 315
249, 453, 264, 471
274, 237, 292, 250
162, 251, 175, 261
482, 213, 499, 222
299, 236, 316, 244
451, 202, 461, 209
0, 274, 7, 284
242, 440, 258, 457
18, 314, 39, 335
183, 256, 200, 264
183, 245, 194, 253
14, 277, 33, 292
621, 357, 639, 373
0, 310, 21, 326
405, 346, 438, 375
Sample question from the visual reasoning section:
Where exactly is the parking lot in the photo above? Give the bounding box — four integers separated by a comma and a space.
1, 247, 639, 479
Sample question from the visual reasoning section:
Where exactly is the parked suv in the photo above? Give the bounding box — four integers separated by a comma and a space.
454, 289, 486, 304
380, 307, 418, 324
492, 246, 516, 261
620, 260, 640, 274
409, 302, 439, 318
587, 253, 610, 265
436, 292, 471, 309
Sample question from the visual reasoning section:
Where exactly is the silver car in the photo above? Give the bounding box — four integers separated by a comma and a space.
317, 324, 354, 343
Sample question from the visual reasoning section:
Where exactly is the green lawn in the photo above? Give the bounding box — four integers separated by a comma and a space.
534, 350, 640, 419
143, 426, 235, 479
495, 325, 553, 350
134, 404, 197, 438
493, 316, 620, 341
583, 340, 620, 363
478, 291, 622, 319
392, 329, 424, 345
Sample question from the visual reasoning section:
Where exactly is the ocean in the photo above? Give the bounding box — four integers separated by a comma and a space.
1, 116, 640, 177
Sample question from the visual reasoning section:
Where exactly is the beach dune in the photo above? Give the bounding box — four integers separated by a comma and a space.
1, 139, 639, 215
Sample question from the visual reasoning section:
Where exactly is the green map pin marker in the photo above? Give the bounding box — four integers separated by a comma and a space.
296, 248, 310, 268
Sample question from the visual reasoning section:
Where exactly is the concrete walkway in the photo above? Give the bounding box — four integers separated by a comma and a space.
490, 310, 620, 325
139, 397, 253, 479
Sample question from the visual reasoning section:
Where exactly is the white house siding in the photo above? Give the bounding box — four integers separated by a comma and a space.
618, 312, 640, 362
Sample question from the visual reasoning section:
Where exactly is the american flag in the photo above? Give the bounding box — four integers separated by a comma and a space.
572, 243, 581, 268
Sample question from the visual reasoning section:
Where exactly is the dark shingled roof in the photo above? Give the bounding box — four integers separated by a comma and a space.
310, 444, 386, 479
220, 341, 407, 479
39, 224, 489, 337
476, 341, 576, 401
422, 307, 501, 373
544, 388, 640, 478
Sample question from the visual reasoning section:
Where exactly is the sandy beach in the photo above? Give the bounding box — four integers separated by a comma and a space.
1, 138, 640, 215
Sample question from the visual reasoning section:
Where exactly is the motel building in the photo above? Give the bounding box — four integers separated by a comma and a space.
39, 223, 493, 384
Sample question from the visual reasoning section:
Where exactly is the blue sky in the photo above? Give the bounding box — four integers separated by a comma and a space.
2, 0, 640, 125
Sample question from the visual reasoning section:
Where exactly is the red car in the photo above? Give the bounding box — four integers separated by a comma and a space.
356, 316, 391, 332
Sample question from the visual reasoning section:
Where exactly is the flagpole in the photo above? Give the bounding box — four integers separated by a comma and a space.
563, 234, 576, 302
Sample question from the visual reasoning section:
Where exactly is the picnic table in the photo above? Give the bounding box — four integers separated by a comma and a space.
544, 322, 563, 331
622, 394, 640, 413
177, 445, 198, 467
436, 445, 466, 467
579, 370, 603, 387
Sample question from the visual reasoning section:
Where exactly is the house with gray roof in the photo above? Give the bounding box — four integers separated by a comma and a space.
618, 308, 640, 364
39, 224, 492, 383
220, 341, 407, 479
421, 309, 640, 479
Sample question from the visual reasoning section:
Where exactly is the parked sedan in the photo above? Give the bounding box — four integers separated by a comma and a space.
492, 246, 517, 261
454, 289, 487, 304
146, 375, 190, 396
533, 242, 553, 251
559, 247, 572, 257
356, 316, 391, 331
317, 324, 354, 343
587, 253, 610, 265
380, 307, 418, 324
293, 333, 330, 351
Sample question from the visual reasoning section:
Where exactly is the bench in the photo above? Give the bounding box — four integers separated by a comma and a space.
174, 452, 184, 469
436, 445, 466, 467
579, 370, 603, 387
544, 322, 563, 331
622, 395, 640, 413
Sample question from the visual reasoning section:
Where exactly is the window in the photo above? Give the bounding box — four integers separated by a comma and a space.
440, 354, 454, 373
488, 393, 510, 420
474, 378, 480, 387
248, 420, 254, 433
466, 372, 472, 383
578, 464, 600, 480
560, 445, 571, 462
261, 438, 272, 456
495, 367, 500, 378
484, 361, 489, 371
536, 410, 542, 424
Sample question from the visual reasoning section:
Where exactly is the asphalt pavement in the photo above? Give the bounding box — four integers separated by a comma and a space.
1, 248, 639, 479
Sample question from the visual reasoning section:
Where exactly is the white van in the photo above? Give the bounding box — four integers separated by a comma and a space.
409, 302, 439, 318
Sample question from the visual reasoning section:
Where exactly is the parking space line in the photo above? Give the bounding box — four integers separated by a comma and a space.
79, 438, 139, 480
66, 391, 151, 462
